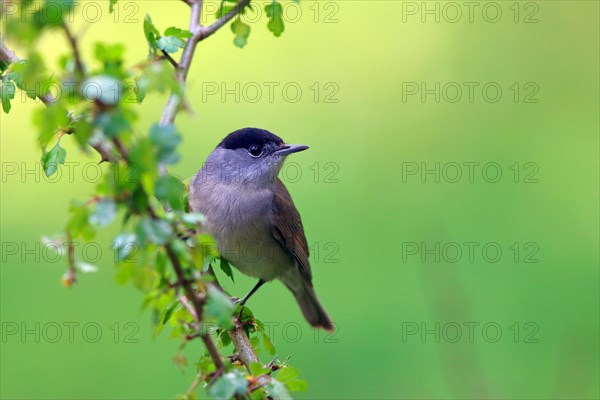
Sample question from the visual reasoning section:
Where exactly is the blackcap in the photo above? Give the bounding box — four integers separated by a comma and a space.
188, 128, 333, 330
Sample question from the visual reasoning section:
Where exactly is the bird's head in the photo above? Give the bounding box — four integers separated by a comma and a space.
201, 127, 308, 187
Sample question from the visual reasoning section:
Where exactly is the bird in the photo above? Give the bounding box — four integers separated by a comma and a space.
188, 127, 333, 330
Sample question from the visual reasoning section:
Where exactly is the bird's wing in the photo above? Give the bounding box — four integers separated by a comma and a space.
270, 178, 312, 282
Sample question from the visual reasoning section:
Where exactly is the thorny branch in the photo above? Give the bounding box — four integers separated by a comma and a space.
159, 0, 251, 126
0, 0, 262, 383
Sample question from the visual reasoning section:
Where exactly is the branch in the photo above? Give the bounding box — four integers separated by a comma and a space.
159, 0, 204, 126
208, 267, 259, 371
166, 248, 224, 371
1, 36, 115, 163
0, 42, 117, 162
62, 233, 78, 287
113, 141, 229, 374
3, 1, 262, 388
61, 21, 85, 77
229, 321, 260, 370
154, 0, 260, 373
199, 0, 251, 40
159, 0, 250, 126
160, 50, 181, 70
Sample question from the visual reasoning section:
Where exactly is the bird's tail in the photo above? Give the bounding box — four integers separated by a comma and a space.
291, 282, 334, 331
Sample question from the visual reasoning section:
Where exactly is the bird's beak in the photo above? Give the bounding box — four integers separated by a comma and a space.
274, 144, 309, 156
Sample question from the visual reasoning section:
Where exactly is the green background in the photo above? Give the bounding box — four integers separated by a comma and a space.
1, 1, 599, 399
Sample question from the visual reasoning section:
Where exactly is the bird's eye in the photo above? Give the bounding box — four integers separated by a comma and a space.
248, 145, 263, 157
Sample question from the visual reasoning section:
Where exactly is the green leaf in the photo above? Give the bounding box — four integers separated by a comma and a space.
250, 335, 261, 352
109, 0, 118, 13
135, 61, 181, 103
33, 104, 69, 148
10, 53, 51, 99
117, 263, 154, 291
41, 141, 67, 177
202, 253, 217, 273
237, 305, 254, 323
149, 123, 181, 165
266, 379, 292, 400
205, 286, 235, 328
249, 362, 269, 376
143, 14, 160, 55
276, 366, 299, 383
157, 36, 185, 54
155, 175, 185, 211
285, 378, 308, 393
89, 199, 117, 227
94, 110, 130, 138
276, 367, 307, 393
101, 162, 141, 202
262, 331, 276, 355
129, 137, 157, 177
265, 2, 285, 37
219, 330, 232, 347
219, 256, 234, 282
94, 43, 125, 77
95, 43, 126, 63
137, 217, 173, 245
157, 27, 192, 54
164, 27, 193, 39
231, 19, 251, 48
162, 300, 182, 324
208, 370, 248, 400
255, 319, 265, 332
0, 81, 16, 113
71, 116, 94, 147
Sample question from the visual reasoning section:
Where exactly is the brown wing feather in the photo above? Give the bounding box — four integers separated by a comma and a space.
270, 178, 312, 282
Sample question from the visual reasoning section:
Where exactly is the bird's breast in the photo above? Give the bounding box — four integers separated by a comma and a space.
189, 178, 293, 280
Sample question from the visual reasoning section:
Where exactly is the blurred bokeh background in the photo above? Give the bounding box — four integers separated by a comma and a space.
1, 1, 599, 399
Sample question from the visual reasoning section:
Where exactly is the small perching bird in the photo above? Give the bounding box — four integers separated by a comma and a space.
188, 128, 333, 330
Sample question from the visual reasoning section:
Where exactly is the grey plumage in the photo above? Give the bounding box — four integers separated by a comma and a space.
188, 128, 333, 330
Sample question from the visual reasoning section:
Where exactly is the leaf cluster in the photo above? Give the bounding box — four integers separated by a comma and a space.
2, 1, 307, 398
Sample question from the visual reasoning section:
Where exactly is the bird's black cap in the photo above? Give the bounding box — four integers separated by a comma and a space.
218, 128, 284, 150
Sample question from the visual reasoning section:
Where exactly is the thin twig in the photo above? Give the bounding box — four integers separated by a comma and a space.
61, 21, 85, 77
178, 292, 199, 321
160, 50, 181, 70
199, 0, 251, 40
159, 0, 204, 126
164, 245, 225, 371
159, 0, 250, 126
63, 233, 78, 286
